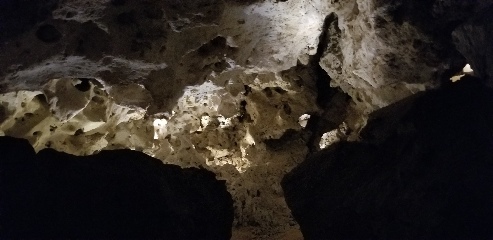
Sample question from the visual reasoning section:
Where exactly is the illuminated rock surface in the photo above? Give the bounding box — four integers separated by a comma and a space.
0, 0, 492, 238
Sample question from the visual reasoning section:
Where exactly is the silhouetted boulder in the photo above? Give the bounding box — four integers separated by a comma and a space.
0, 136, 234, 239
282, 76, 493, 240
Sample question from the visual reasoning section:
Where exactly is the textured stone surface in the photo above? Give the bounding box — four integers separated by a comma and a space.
453, 4, 493, 84
319, 0, 493, 113
0, 0, 492, 237
282, 77, 493, 239
0, 1, 327, 236
0, 136, 233, 239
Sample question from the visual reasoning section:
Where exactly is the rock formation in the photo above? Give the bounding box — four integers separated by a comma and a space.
0, 136, 233, 239
283, 76, 493, 239
0, 0, 492, 238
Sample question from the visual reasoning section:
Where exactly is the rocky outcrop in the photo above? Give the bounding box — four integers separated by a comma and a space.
282, 76, 493, 239
0, 136, 233, 239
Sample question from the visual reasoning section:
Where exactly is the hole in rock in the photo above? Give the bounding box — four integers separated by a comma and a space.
74, 78, 91, 92
65, 11, 76, 18
36, 24, 62, 43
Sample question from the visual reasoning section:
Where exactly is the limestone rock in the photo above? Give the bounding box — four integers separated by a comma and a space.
0, 1, 327, 235
319, 0, 492, 113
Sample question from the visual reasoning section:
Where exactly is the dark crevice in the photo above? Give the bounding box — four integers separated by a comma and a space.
312, 14, 333, 62
0, 104, 6, 124
309, 13, 339, 108
264, 129, 299, 151
304, 113, 322, 152
237, 100, 252, 123
304, 13, 349, 153
0, 0, 59, 42
74, 78, 92, 92
36, 24, 62, 43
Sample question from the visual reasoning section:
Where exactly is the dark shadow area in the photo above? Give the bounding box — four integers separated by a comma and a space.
282, 76, 493, 239
385, 0, 493, 84
0, 137, 234, 239
0, 0, 59, 43
453, 4, 493, 82
311, 13, 339, 109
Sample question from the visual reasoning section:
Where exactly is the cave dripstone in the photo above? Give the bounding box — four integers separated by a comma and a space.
1, 0, 493, 238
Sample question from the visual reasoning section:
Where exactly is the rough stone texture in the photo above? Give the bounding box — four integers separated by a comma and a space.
0, 0, 492, 237
320, 0, 493, 114
321, 0, 431, 113
0, 1, 328, 236
453, 4, 493, 84
282, 77, 493, 239
0, 136, 233, 239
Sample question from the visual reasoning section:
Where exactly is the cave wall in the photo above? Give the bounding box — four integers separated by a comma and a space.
1, 0, 492, 237
453, 4, 493, 84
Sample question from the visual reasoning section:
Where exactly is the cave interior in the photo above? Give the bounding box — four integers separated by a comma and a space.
1, 0, 493, 239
